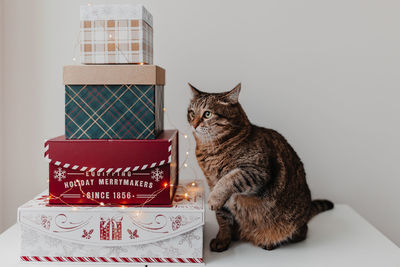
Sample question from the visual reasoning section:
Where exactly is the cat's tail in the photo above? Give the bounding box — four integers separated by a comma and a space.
309, 199, 334, 219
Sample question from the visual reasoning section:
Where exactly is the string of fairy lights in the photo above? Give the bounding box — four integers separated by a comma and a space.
46, 6, 201, 212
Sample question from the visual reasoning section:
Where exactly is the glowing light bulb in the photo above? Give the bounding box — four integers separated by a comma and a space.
109, 34, 113, 38
184, 163, 188, 168
100, 202, 105, 206
184, 134, 188, 139
72, 57, 76, 61
170, 183, 174, 187
184, 193, 188, 198
163, 182, 168, 188
139, 62, 144, 65
191, 182, 196, 187
186, 151, 189, 155
120, 205, 126, 210
163, 107, 166, 112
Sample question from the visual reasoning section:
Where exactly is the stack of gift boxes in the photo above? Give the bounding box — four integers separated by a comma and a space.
17, 5, 204, 265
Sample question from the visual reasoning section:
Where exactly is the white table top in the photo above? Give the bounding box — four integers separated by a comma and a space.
1, 205, 399, 266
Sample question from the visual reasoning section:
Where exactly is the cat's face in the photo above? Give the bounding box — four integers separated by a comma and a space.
187, 83, 243, 142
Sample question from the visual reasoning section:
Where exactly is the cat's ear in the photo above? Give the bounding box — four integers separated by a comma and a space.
222, 83, 241, 103
188, 83, 203, 97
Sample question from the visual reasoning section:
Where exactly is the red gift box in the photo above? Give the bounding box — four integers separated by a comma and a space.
45, 130, 178, 206
100, 216, 123, 240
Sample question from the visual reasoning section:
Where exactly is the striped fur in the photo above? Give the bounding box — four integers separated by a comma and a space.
187, 83, 333, 251
310, 199, 334, 219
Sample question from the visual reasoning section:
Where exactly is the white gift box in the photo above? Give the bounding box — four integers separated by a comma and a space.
18, 181, 204, 264
80, 4, 153, 64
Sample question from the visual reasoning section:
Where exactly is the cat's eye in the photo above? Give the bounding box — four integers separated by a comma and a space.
203, 111, 212, 119
188, 110, 195, 119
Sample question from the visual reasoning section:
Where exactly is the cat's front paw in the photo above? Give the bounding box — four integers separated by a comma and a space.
210, 237, 230, 252
208, 192, 226, 211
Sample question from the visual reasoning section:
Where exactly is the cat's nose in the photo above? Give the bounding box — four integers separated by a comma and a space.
192, 118, 201, 129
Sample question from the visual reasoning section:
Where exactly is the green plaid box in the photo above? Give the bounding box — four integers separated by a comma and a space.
63, 65, 165, 139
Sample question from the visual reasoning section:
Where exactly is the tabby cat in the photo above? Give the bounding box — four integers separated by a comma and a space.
187, 83, 333, 251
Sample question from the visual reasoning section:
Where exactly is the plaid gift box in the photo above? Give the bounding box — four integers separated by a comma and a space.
80, 4, 153, 64
63, 65, 165, 139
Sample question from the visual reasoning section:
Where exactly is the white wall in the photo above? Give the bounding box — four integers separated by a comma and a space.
0, 0, 3, 232
1, 0, 400, 246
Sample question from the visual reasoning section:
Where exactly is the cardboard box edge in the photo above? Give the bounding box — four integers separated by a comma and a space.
63, 65, 165, 85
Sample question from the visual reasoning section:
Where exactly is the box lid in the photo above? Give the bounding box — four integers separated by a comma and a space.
80, 4, 153, 27
45, 130, 176, 172
63, 65, 165, 85
18, 180, 204, 246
